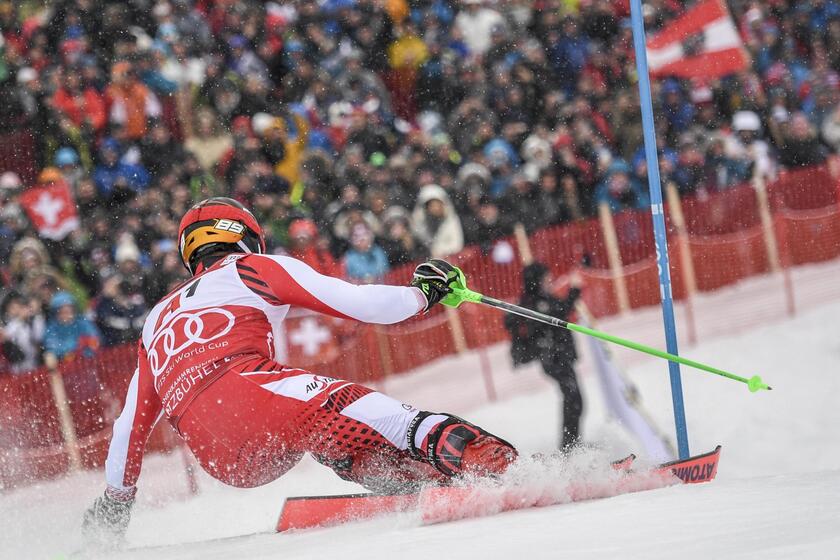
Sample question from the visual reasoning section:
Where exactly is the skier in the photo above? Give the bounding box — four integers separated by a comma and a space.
505, 262, 583, 449
83, 197, 517, 545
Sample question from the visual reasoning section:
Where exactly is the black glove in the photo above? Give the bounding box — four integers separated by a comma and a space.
82, 490, 135, 548
411, 259, 457, 312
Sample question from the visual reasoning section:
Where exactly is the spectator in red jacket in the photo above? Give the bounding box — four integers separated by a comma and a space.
51, 70, 107, 133
287, 218, 343, 277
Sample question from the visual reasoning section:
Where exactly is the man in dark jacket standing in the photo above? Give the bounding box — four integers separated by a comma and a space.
505, 262, 583, 449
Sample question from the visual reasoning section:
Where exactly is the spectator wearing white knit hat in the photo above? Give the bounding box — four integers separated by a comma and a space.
412, 184, 464, 258
455, 0, 505, 56
725, 110, 777, 181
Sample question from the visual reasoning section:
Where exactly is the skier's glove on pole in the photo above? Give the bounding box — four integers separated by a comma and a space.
82, 487, 135, 548
411, 259, 466, 311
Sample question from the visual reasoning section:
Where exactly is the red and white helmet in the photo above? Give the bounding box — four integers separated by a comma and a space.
177, 197, 266, 274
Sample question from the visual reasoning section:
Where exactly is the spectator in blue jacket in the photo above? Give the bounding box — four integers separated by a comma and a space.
43, 292, 100, 369
343, 223, 390, 282
92, 138, 151, 197
661, 81, 695, 140
549, 16, 589, 96
595, 160, 650, 213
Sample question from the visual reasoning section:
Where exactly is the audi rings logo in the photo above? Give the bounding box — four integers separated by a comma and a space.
148, 308, 235, 377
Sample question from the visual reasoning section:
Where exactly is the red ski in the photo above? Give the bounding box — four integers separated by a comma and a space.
277, 492, 418, 532
276, 447, 720, 532
660, 445, 720, 483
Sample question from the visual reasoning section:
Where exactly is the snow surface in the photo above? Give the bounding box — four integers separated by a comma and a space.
3, 270, 840, 560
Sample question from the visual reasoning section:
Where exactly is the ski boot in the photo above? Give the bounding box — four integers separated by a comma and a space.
409, 413, 518, 478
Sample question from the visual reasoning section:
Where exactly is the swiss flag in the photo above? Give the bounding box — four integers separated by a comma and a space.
281, 310, 341, 366
19, 180, 80, 240
646, 0, 750, 79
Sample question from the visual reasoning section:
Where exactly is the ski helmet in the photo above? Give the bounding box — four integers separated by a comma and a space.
178, 197, 266, 274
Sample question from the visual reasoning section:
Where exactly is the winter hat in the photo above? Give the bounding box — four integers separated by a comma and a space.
483, 138, 516, 168
690, 85, 713, 104
521, 136, 551, 163
16, 67, 37, 84
285, 39, 305, 54
661, 80, 682, 96
381, 206, 411, 227
115, 242, 141, 263
54, 147, 79, 167
230, 115, 253, 136
49, 291, 76, 311
457, 162, 490, 184
38, 167, 63, 184
733, 111, 761, 132
554, 134, 574, 150
152, 1, 172, 18
99, 137, 121, 155
251, 112, 276, 136
228, 35, 249, 49
289, 218, 318, 239
0, 171, 21, 190
606, 159, 632, 176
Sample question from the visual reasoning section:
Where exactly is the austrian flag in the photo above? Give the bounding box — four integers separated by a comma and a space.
646, 0, 749, 79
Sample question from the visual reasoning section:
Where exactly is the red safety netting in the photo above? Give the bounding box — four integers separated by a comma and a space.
622, 259, 663, 309
453, 242, 524, 302
295, 323, 386, 384
530, 219, 609, 275
769, 165, 839, 211
679, 183, 762, 235
0, 370, 65, 487
776, 206, 840, 265
689, 227, 771, 291
0, 345, 184, 488
612, 210, 656, 265
460, 303, 510, 350
578, 268, 618, 318
3, 162, 840, 489
666, 239, 689, 302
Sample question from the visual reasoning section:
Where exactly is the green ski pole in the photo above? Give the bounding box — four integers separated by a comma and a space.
440, 267, 772, 393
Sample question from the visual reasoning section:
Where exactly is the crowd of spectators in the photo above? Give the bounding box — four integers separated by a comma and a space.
1, 0, 839, 375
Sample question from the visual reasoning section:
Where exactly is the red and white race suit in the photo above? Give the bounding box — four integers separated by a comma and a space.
105, 253, 449, 494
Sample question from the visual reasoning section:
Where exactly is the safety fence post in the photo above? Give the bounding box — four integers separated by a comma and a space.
598, 203, 631, 313
47, 368, 82, 471
774, 211, 797, 317
754, 172, 797, 316
665, 183, 698, 345
753, 173, 782, 273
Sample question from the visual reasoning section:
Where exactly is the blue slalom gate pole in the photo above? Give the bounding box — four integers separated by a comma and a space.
628, 0, 690, 459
